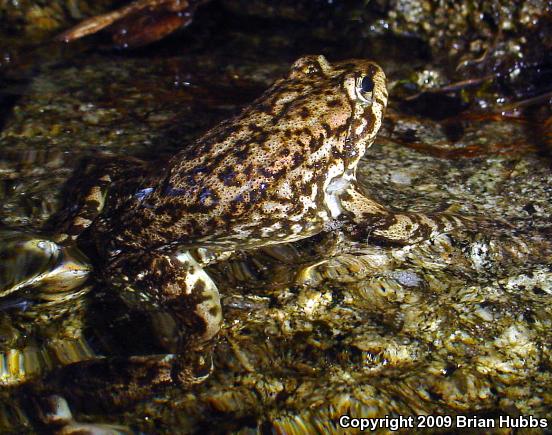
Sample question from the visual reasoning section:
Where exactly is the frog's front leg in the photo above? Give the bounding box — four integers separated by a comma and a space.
338, 183, 467, 245
104, 249, 222, 384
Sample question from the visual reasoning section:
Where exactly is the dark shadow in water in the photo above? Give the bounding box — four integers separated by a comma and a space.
0, 88, 20, 132
524, 104, 552, 169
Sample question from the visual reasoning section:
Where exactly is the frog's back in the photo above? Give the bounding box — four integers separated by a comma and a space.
93, 56, 387, 253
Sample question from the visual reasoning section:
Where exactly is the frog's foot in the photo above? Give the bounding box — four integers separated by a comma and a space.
104, 249, 222, 383
57, 0, 208, 48
338, 184, 470, 245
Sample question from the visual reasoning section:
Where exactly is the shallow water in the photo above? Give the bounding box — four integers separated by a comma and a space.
0, 2, 551, 433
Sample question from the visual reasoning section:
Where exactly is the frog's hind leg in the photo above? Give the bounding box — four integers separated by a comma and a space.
49, 155, 147, 244
105, 249, 222, 384
24, 249, 222, 411
338, 184, 468, 245
48, 157, 114, 244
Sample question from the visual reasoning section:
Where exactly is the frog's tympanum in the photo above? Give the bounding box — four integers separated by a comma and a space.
7, 55, 465, 388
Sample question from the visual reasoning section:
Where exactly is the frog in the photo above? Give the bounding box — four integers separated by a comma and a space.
4, 55, 466, 391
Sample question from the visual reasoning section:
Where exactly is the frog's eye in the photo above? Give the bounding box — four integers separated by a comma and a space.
361, 76, 374, 93
356, 75, 374, 104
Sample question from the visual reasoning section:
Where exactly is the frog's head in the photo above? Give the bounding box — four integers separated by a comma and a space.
286, 55, 387, 165
334, 57, 387, 150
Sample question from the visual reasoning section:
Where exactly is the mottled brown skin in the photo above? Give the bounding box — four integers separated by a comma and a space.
90, 56, 387, 253
53, 55, 463, 386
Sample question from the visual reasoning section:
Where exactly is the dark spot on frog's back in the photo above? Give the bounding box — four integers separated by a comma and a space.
299, 106, 310, 119
187, 217, 201, 234
229, 194, 244, 213
218, 166, 240, 187
229, 192, 251, 214
207, 217, 226, 233
292, 152, 304, 167
249, 184, 268, 204
321, 123, 332, 136
259, 167, 286, 179
251, 130, 269, 146
199, 188, 219, 207
248, 123, 265, 133
155, 203, 182, 223
181, 166, 209, 188
279, 147, 291, 157
243, 164, 253, 177
234, 146, 250, 161
327, 98, 342, 108
309, 134, 324, 152
163, 185, 186, 197
196, 142, 214, 156
157, 227, 179, 243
